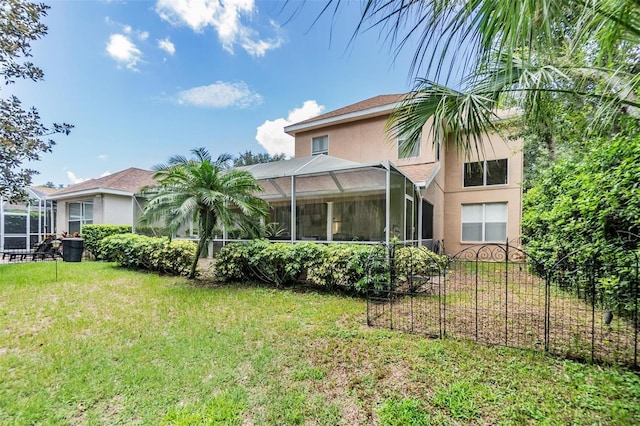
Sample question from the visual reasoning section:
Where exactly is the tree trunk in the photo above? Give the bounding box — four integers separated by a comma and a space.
188, 235, 207, 279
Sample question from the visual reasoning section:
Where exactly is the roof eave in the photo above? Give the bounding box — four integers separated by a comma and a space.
47, 188, 136, 200
284, 102, 402, 135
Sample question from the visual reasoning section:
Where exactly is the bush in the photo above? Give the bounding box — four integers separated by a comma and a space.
134, 225, 173, 238
214, 240, 324, 286
393, 245, 447, 287
213, 241, 445, 294
307, 244, 389, 293
81, 224, 132, 259
97, 234, 196, 276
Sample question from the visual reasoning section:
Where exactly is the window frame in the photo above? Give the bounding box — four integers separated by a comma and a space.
463, 158, 508, 187
461, 202, 508, 242
68, 201, 93, 234
311, 135, 329, 156
397, 133, 421, 159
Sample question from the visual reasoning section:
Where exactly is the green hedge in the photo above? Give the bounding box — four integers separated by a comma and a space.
213, 241, 445, 295
214, 240, 324, 287
97, 234, 196, 276
306, 244, 389, 293
82, 224, 132, 259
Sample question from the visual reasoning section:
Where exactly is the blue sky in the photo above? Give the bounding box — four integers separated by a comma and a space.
14, 0, 434, 186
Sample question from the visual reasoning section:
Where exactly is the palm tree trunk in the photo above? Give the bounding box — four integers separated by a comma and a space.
189, 234, 207, 279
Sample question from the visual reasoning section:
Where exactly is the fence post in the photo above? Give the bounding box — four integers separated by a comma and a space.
590, 254, 597, 364
505, 241, 509, 346
439, 262, 444, 338
544, 270, 551, 353
634, 253, 639, 369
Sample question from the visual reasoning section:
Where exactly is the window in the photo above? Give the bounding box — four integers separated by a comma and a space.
311, 136, 328, 155
398, 135, 421, 159
463, 159, 508, 187
68, 201, 93, 234
461, 203, 507, 242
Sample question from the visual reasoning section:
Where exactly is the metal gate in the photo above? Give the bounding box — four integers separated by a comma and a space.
366, 242, 639, 368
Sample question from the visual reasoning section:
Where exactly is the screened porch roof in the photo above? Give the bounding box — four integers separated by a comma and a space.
237, 155, 430, 201
237, 154, 363, 179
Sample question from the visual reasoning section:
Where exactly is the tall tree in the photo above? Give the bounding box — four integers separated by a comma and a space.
233, 150, 286, 167
141, 148, 268, 278
322, 0, 640, 157
0, 0, 72, 201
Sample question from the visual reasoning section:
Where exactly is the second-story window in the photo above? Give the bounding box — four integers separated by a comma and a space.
398, 135, 421, 159
463, 159, 508, 187
312, 135, 328, 155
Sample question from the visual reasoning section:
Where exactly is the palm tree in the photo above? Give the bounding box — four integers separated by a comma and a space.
323, 0, 640, 157
141, 148, 268, 278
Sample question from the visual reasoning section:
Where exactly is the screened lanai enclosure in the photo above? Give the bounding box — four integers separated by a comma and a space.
0, 187, 56, 251
231, 155, 425, 246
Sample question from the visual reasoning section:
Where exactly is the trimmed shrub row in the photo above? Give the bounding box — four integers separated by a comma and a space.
97, 233, 196, 276
82, 224, 132, 258
213, 240, 446, 294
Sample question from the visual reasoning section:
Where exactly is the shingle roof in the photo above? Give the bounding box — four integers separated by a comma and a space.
285, 94, 407, 134
28, 186, 59, 198
49, 168, 156, 198
398, 162, 440, 186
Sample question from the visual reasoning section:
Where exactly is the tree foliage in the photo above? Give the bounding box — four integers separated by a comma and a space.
233, 150, 286, 167
0, 0, 72, 201
522, 133, 640, 266
141, 148, 268, 278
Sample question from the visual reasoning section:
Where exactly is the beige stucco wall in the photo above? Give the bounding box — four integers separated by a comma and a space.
102, 194, 135, 225
443, 133, 523, 254
294, 115, 439, 165
54, 193, 137, 234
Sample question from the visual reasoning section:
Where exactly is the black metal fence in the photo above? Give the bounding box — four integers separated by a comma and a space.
367, 242, 639, 369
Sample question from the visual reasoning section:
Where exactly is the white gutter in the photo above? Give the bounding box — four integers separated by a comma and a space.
47, 188, 135, 201
284, 102, 402, 134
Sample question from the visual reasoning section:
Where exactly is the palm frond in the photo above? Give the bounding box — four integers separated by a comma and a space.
388, 80, 501, 160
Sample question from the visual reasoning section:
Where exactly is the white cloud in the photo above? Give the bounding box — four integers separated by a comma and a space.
158, 37, 176, 55
67, 170, 111, 184
176, 81, 262, 108
98, 154, 108, 160
138, 31, 150, 41
106, 33, 142, 71
155, 0, 283, 57
255, 100, 324, 157
66, 171, 88, 184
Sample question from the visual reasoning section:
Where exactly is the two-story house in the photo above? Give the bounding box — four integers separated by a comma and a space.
241, 94, 522, 254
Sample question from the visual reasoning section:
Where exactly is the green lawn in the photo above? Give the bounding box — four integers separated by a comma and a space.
1, 262, 639, 425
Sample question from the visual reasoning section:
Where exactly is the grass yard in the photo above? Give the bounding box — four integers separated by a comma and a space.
1, 262, 639, 425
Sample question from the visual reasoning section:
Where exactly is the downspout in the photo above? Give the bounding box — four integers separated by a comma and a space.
131, 197, 136, 233
385, 162, 390, 246
290, 175, 296, 242
417, 188, 423, 247
0, 195, 4, 251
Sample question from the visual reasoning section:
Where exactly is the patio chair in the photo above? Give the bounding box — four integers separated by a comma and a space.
31, 238, 61, 261
1, 249, 30, 261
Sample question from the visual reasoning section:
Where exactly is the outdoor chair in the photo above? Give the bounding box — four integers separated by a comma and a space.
31, 238, 62, 261
1, 249, 30, 261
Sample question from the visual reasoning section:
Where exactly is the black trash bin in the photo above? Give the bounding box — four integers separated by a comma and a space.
62, 238, 84, 262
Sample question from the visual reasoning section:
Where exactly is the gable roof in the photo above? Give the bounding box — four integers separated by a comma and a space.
284, 94, 406, 135
48, 168, 156, 200
28, 186, 59, 198
237, 154, 363, 179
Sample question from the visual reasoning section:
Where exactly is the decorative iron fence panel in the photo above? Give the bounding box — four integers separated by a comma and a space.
366, 243, 639, 369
